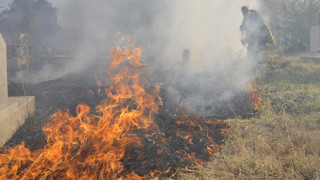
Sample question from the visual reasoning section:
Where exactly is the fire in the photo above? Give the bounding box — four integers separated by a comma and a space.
175, 101, 190, 116
0, 39, 161, 179
0, 36, 230, 179
172, 111, 228, 168
247, 79, 263, 110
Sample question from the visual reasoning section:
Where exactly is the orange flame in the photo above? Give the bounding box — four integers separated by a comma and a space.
88, 89, 95, 95
0, 36, 230, 179
175, 102, 190, 116
173, 116, 227, 167
0, 40, 161, 179
175, 102, 184, 114
246, 79, 263, 110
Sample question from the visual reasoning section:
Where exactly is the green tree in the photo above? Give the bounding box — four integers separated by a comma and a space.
261, 0, 320, 53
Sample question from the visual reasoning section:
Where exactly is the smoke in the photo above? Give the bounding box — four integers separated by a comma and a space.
13, 0, 264, 116
151, 0, 263, 115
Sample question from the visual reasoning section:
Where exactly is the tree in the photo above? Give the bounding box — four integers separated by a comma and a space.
260, 0, 320, 53
0, 0, 58, 49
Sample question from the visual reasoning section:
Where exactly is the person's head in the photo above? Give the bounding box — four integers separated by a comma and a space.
241, 5, 250, 16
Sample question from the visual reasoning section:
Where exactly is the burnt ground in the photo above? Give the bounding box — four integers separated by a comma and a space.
3, 58, 252, 178
6, 58, 107, 150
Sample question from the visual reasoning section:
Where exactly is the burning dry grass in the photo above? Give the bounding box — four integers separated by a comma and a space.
178, 51, 320, 179
1, 42, 158, 179
246, 78, 263, 110
1, 38, 229, 179
179, 113, 320, 179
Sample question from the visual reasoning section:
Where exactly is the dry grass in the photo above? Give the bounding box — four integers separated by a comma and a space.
177, 52, 320, 180
178, 112, 320, 179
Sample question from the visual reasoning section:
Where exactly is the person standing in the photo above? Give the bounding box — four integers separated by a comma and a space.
240, 5, 274, 60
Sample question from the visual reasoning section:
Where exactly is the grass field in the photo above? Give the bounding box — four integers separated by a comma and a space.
177, 50, 320, 179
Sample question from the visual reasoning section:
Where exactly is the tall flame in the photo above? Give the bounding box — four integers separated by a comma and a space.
0, 42, 161, 179
0, 37, 230, 179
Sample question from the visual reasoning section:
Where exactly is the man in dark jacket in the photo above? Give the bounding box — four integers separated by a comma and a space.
240, 5, 268, 60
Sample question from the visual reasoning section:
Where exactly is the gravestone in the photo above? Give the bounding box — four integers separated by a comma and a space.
0, 33, 35, 147
183, 48, 190, 64
310, 25, 320, 54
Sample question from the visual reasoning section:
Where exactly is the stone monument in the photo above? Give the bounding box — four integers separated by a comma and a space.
0, 33, 35, 147
310, 25, 320, 54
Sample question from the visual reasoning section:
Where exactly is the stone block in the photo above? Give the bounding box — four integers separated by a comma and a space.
0, 97, 35, 146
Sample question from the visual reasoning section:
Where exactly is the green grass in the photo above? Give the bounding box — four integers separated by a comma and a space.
264, 54, 320, 84
177, 50, 320, 179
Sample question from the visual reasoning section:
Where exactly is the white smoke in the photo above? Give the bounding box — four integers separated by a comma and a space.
12, 0, 264, 116
151, 0, 262, 115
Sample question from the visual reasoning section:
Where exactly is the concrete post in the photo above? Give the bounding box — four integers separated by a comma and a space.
183, 48, 190, 64
310, 25, 320, 54
0, 34, 8, 106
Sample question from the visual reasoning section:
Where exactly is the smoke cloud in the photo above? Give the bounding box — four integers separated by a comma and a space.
13, 0, 263, 116
151, 0, 262, 115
